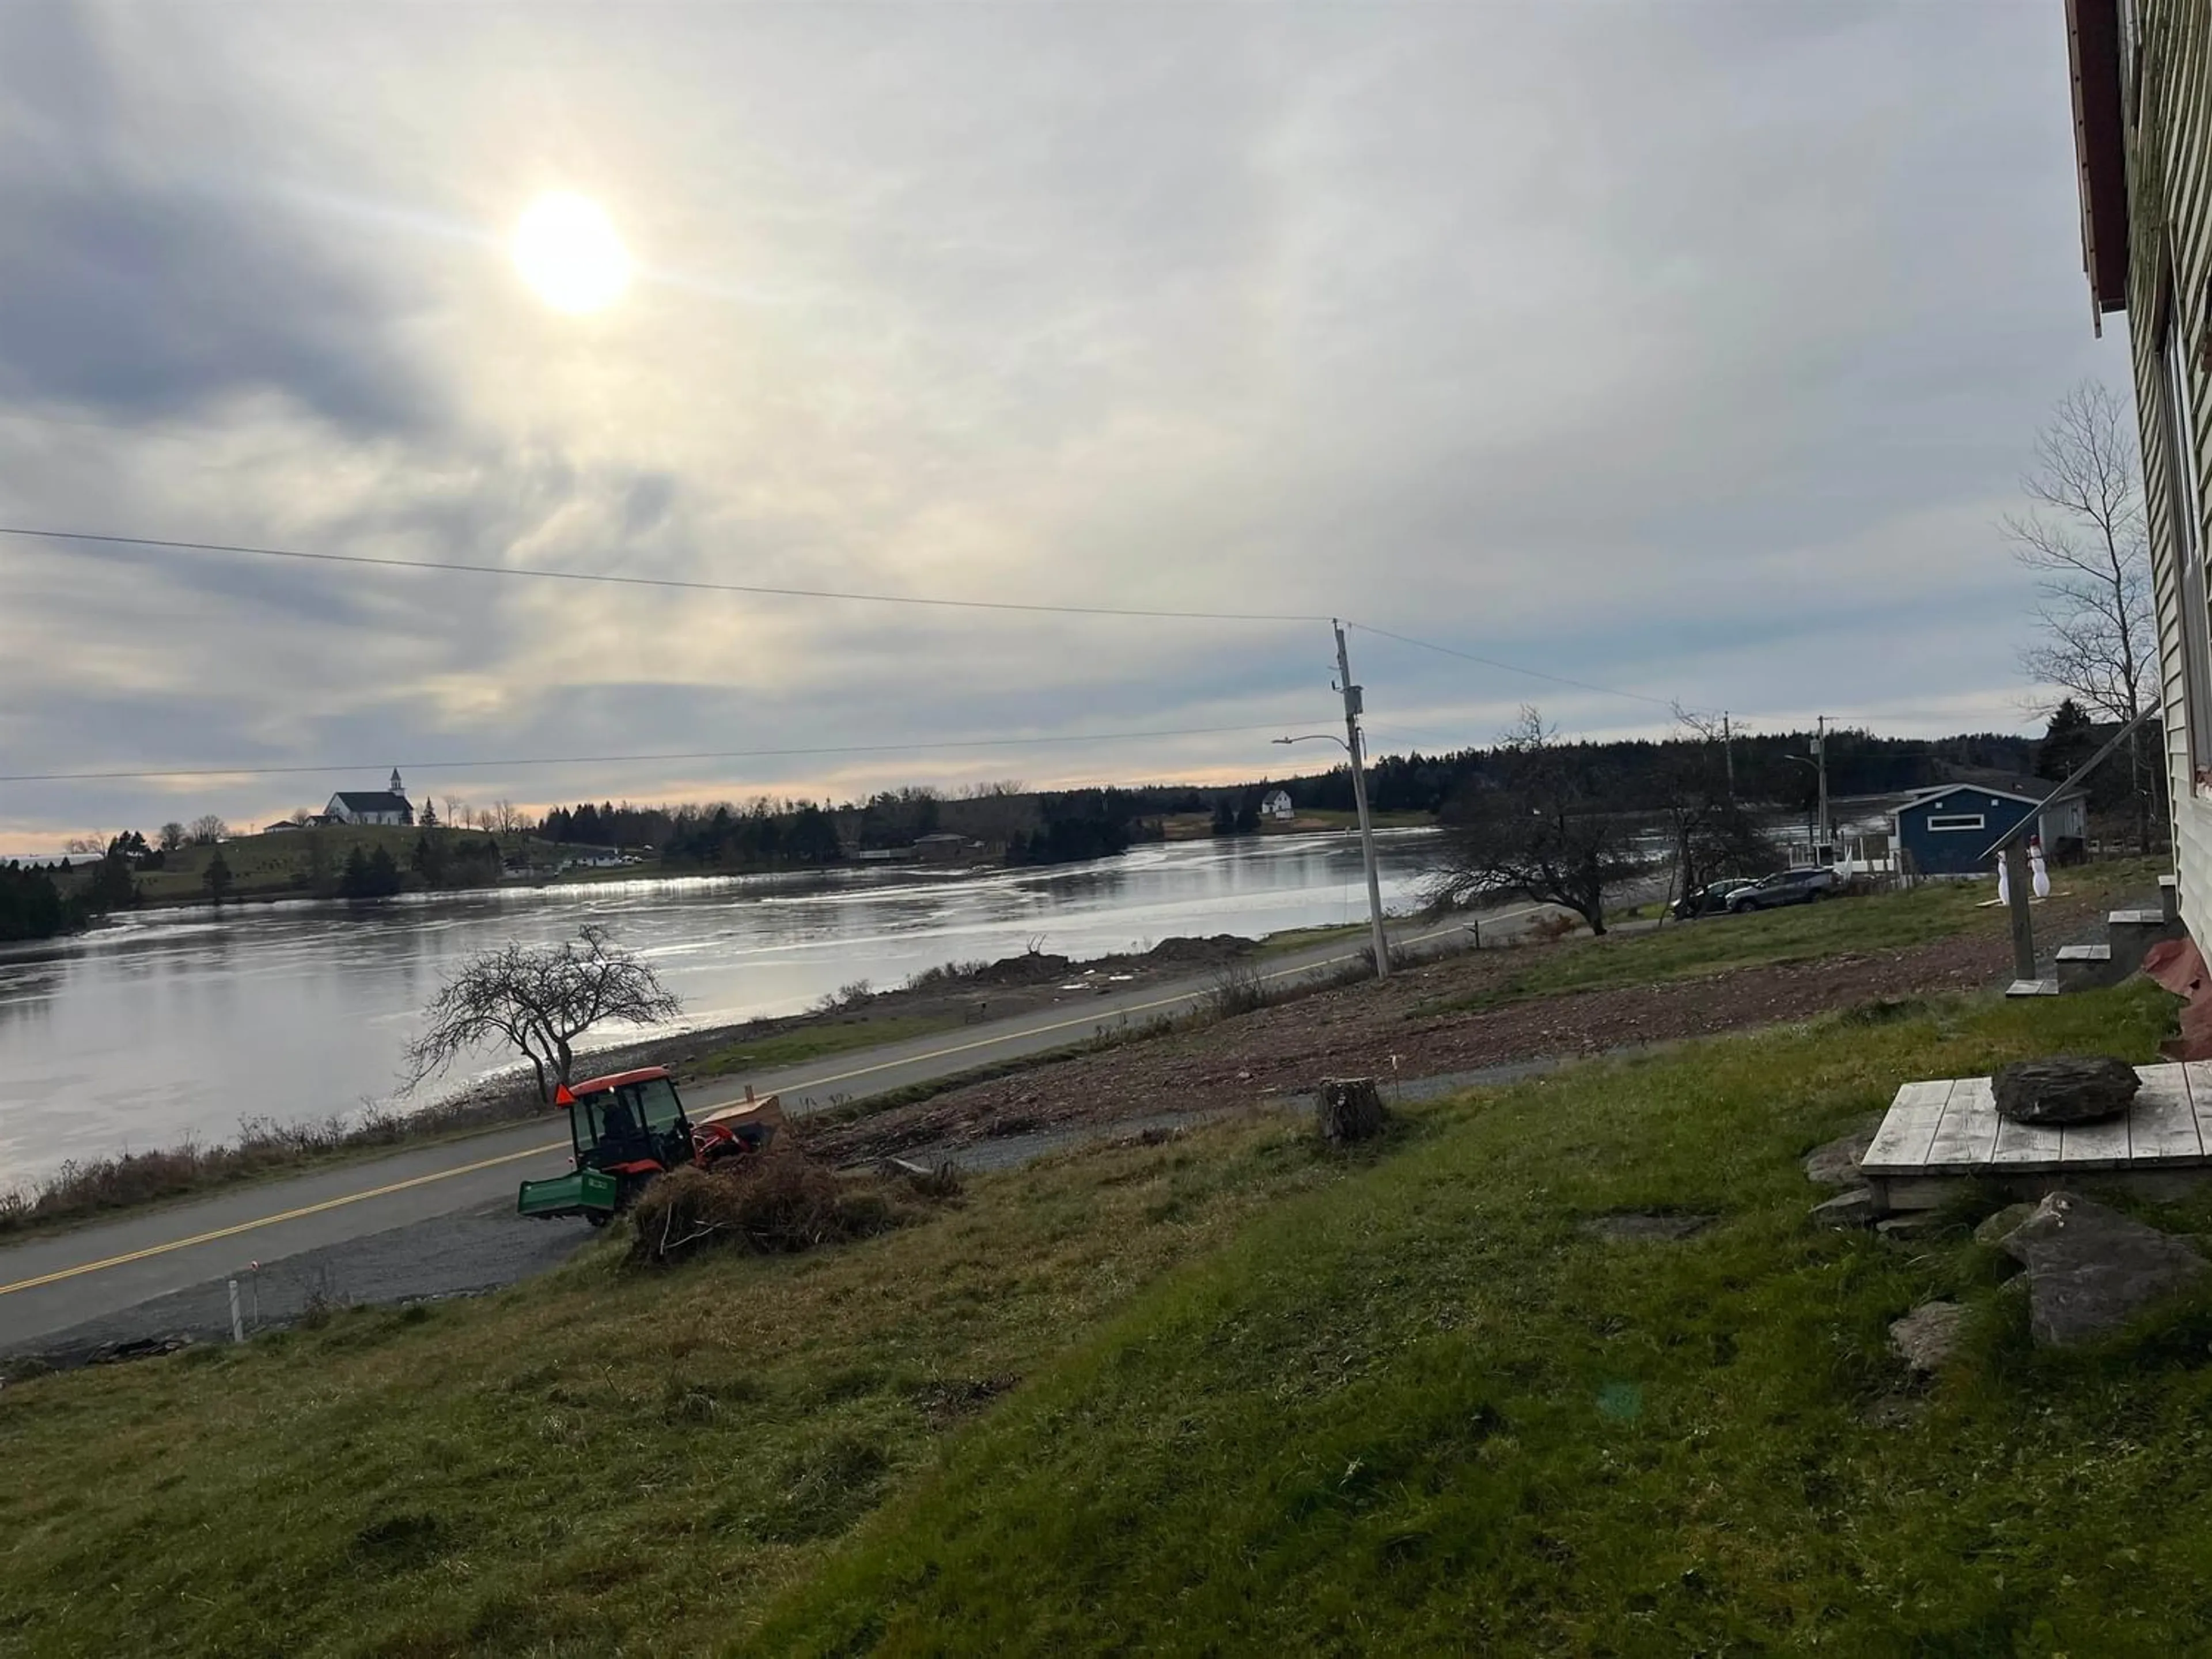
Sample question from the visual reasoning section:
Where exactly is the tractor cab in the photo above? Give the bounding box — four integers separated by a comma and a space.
564, 1067, 692, 1177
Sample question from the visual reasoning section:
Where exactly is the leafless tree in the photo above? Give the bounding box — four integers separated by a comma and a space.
403, 923, 683, 1104
1427, 707, 1642, 935
63, 832, 105, 855
488, 800, 527, 835
1661, 708, 1779, 912
187, 815, 229, 845
2007, 378, 2158, 847
287, 808, 315, 827
158, 821, 187, 853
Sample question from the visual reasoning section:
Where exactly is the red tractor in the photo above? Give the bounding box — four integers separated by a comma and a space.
516, 1066, 786, 1225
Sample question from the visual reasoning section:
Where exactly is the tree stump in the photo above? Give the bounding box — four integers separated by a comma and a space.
1316, 1077, 1389, 1144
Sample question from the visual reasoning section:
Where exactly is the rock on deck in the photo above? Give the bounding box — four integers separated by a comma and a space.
1862, 1063, 2212, 1211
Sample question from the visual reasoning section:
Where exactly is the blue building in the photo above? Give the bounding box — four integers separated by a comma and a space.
1891, 785, 2088, 878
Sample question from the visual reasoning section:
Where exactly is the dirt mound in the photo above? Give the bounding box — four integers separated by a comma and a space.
1141, 934, 1255, 969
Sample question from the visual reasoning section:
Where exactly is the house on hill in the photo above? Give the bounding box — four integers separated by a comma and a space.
325, 768, 415, 827
1262, 789, 1294, 821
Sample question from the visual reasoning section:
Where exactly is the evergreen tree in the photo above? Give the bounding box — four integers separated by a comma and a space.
203, 847, 234, 904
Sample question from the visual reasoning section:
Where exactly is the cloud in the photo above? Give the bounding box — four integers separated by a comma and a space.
0, 5, 437, 434
0, 0, 2129, 850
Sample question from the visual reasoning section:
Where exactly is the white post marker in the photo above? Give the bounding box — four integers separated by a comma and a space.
227, 1278, 244, 1344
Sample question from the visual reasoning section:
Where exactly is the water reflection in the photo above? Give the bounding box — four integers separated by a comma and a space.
0, 831, 1436, 1185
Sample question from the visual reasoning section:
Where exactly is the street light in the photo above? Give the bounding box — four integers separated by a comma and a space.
1275, 732, 1391, 978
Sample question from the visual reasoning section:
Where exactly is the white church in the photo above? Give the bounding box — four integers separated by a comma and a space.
324, 769, 415, 827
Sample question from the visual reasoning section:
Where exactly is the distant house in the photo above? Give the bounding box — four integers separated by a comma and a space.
1261, 789, 1294, 821
913, 832, 972, 863
263, 820, 305, 835
325, 768, 414, 827
1892, 786, 2087, 878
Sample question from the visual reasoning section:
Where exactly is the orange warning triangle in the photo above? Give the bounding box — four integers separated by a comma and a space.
554, 1083, 577, 1106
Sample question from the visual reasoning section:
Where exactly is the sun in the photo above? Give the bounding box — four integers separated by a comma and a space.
512, 192, 632, 313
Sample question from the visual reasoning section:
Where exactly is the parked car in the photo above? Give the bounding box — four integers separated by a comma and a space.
1727, 867, 1842, 913
1673, 878, 1759, 919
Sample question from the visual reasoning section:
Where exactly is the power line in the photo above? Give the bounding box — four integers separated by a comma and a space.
0, 722, 1297, 785
1344, 621, 1680, 710
0, 525, 1327, 626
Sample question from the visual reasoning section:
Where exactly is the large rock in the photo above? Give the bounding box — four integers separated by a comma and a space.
1889, 1301, 1967, 1373
1992, 1056, 2140, 1126
1811, 1187, 1878, 1229
1973, 1202, 2038, 1248
1998, 1191, 2210, 1347
1802, 1119, 1880, 1188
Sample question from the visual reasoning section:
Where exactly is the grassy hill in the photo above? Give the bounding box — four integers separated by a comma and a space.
6, 955, 2210, 1653
84, 824, 579, 907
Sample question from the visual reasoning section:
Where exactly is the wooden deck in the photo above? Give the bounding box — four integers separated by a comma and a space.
1862, 1063, 2212, 1209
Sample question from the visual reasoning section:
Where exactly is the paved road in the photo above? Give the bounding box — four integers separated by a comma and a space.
0, 913, 1523, 1351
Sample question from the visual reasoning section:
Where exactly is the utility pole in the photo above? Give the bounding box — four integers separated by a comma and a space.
1813, 715, 1831, 862
1333, 620, 1391, 979
1722, 711, 1734, 804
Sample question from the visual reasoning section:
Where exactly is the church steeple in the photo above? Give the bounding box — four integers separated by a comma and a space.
389, 767, 404, 797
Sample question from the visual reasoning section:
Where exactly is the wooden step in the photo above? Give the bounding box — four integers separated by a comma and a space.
2006, 978, 2061, 998
2056, 942, 2118, 992
2160, 873, 2181, 925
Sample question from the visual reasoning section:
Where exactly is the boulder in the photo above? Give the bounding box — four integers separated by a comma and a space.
1877, 1213, 1946, 1242
1802, 1120, 1880, 1188
1973, 1202, 2039, 1248
1992, 1056, 2139, 1127
1998, 1191, 2210, 1346
1812, 1187, 1878, 1229
1889, 1301, 1967, 1373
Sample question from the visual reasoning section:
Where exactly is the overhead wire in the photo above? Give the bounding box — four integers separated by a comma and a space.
0, 522, 1877, 794
0, 525, 1328, 626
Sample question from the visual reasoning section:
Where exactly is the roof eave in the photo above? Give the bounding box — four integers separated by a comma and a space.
2067, 0, 2130, 323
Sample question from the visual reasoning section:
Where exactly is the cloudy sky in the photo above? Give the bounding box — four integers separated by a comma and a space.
0, 1, 2128, 850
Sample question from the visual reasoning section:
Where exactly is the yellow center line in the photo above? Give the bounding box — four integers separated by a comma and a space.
0, 921, 1493, 1298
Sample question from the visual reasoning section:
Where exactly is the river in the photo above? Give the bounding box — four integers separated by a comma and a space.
0, 830, 1440, 1187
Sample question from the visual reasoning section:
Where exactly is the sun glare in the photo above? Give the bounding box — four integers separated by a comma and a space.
512, 192, 632, 314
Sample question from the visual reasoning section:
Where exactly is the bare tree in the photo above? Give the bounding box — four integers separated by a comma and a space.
403, 923, 683, 1103
158, 821, 188, 852
488, 800, 527, 835
1427, 707, 1642, 935
1662, 708, 1779, 911
63, 832, 105, 855
2008, 378, 2158, 848
187, 815, 229, 845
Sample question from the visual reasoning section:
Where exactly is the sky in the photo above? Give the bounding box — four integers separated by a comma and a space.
0, 0, 2133, 852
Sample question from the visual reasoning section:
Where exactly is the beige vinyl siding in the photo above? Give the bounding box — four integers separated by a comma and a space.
2130, 0, 2212, 935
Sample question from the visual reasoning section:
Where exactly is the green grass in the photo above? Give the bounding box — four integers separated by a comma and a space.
761, 980, 2210, 1655
7, 976, 2211, 1656
108, 825, 576, 905
693, 1014, 961, 1077
1252, 921, 1368, 958
1423, 859, 2164, 1017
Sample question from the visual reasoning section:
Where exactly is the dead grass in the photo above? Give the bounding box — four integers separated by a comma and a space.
627, 1152, 955, 1264
0, 1098, 544, 1237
